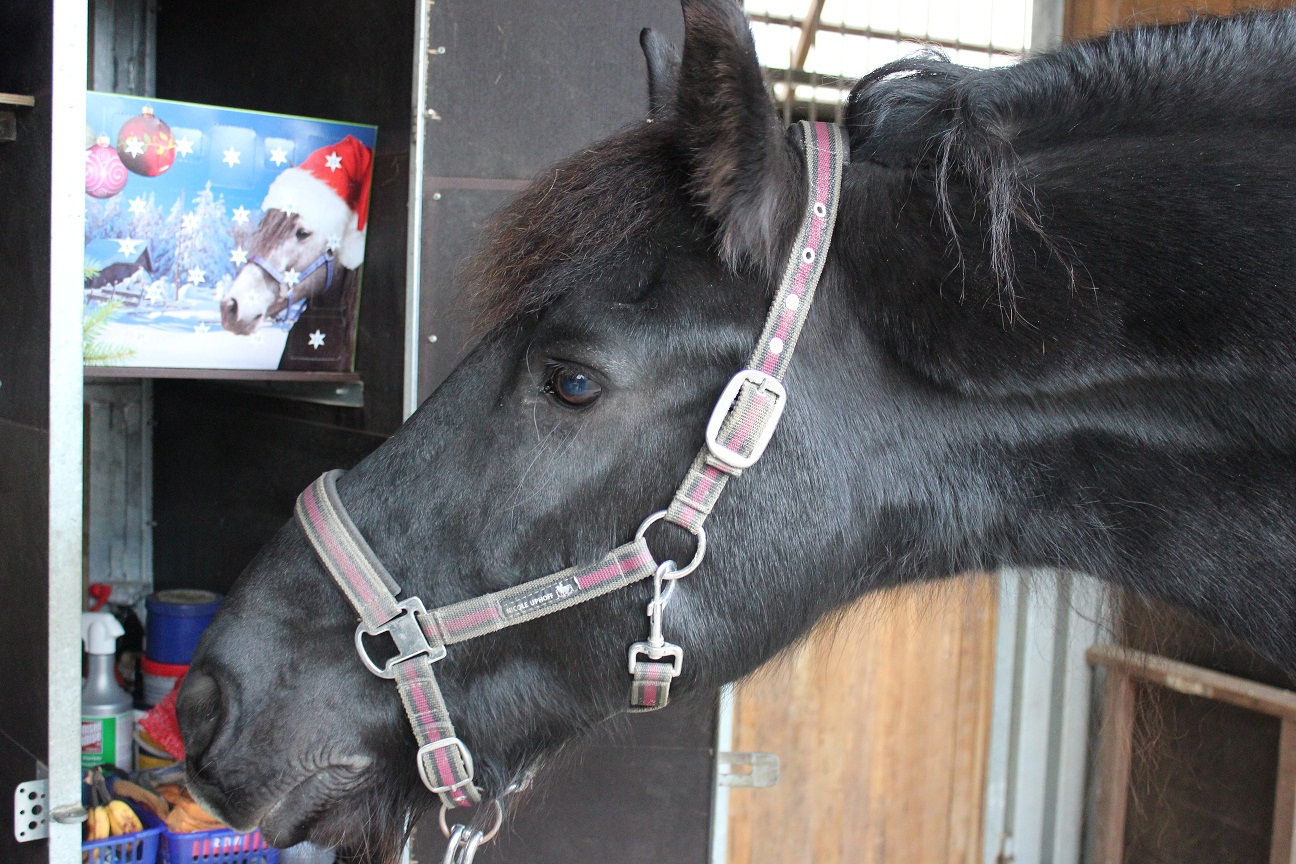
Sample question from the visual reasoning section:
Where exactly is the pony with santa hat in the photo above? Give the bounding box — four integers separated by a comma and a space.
220, 135, 371, 371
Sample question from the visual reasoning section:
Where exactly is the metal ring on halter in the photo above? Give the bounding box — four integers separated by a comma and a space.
439, 798, 503, 844
636, 511, 706, 578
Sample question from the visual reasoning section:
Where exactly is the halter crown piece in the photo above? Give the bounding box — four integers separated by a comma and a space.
294, 121, 846, 856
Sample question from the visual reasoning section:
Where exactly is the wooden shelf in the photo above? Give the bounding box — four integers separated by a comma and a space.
85, 366, 360, 382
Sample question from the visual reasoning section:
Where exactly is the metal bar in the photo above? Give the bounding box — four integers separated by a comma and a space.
748, 12, 1025, 58
709, 684, 735, 864
49, 1, 88, 860
404, 0, 434, 419
792, 0, 827, 71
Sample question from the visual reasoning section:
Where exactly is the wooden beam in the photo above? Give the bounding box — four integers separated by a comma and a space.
791, 0, 827, 71
1273, 717, 1296, 864
1090, 669, 1136, 864
1086, 643, 1296, 719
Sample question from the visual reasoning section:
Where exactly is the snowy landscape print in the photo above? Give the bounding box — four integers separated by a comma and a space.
83, 93, 377, 370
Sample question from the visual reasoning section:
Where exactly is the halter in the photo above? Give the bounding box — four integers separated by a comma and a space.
294, 121, 846, 861
247, 248, 335, 324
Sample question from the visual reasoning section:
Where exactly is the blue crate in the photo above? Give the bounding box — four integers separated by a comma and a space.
82, 802, 164, 864
159, 822, 279, 864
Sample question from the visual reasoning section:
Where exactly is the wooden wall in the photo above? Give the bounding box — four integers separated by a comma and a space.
727, 575, 998, 864
1066, 0, 1290, 41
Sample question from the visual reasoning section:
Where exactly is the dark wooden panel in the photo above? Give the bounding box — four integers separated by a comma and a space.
416, 0, 685, 398
1065, 0, 1294, 41
152, 381, 385, 594
156, 0, 414, 436
412, 695, 716, 864
0, 5, 52, 860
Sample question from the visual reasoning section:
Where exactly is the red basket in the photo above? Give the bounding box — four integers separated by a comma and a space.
159, 822, 278, 864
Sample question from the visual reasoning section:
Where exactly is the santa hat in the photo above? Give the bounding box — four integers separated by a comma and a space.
261, 135, 373, 269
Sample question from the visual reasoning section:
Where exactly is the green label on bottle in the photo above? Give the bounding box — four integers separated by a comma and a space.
82, 715, 131, 769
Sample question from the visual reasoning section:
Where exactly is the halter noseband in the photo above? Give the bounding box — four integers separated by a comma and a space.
293, 121, 846, 855
247, 248, 336, 324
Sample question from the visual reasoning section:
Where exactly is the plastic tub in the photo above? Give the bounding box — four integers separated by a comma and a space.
82, 801, 164, 864
141, 658, 188, 707
145, 591, 222, 665
160, 822, 278, 864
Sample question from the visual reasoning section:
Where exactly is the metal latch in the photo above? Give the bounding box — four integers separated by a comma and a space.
716, 751, 780, 788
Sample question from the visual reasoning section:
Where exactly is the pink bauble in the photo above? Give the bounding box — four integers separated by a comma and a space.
85, 136, 128, 199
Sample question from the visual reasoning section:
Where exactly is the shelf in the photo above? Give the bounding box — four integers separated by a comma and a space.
84, 367, 364, 407
0, 93, 35, 107
85, 366, 360, 382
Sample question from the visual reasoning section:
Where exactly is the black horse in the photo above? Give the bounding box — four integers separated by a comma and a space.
178, 1, 1296, 860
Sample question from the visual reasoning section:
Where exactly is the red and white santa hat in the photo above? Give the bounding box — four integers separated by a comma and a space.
261, 135, 373, 269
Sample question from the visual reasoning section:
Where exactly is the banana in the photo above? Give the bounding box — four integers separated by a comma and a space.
105, 800, 142, 836
84, 806, 110, 842
110, 779, 169, 818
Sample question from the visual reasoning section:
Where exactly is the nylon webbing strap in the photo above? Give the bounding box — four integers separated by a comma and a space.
419, 541, 656, 644
638, 121, 846, 710
665, 121, 846, 535
297, 472, 480, 809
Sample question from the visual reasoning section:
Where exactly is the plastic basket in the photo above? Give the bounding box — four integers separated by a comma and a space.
159, 822, 279, 864
82, 802, 164, 864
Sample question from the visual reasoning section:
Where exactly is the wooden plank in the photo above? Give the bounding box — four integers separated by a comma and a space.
1091, 669, 1136, 864
1272, 717, 1296, 864
1088, 643, 1296, 719
727, 575, 997, 864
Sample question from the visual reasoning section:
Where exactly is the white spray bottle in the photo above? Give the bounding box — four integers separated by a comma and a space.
81, 612, 133, 769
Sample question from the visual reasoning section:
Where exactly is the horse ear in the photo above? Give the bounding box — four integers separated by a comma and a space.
640, 28, 680, 116
676, 0, 802, 269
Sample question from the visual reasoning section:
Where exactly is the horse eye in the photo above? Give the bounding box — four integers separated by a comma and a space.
544, 365, 602, 407
295, 228, 312, 240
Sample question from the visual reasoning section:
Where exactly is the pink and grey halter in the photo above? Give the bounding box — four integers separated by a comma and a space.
294, 120, 846, 857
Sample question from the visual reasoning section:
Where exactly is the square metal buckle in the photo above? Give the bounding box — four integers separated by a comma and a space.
628, 641, 684, 678
354, 597, 446, 680
416, 737, 476, 795
705, 369, 787, 470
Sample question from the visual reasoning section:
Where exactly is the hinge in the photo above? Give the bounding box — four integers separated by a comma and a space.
14, 779, 48, 842
716, 751, 780, 788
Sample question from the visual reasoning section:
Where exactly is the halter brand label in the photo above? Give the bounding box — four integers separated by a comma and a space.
501, 577, 579, 619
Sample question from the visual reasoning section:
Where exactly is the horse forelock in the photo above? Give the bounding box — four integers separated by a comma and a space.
249, 209, 301, 256
466, 123, 686, 334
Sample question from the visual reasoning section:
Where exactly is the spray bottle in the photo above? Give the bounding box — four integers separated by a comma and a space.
81, 612, 133, 769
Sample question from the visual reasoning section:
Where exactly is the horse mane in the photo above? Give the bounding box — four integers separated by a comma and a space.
846, 9, 1296, 319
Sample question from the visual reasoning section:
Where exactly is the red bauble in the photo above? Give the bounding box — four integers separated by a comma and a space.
85, 135, 128, 199
116, 106, 176, 178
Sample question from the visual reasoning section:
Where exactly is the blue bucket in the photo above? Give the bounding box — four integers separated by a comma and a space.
146, 590, 222, 665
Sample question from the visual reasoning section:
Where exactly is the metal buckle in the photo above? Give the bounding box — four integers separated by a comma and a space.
705, 369, 788, 470
354, 597, 446, 680
628, 641, 684, 677
417, 737, 476, 795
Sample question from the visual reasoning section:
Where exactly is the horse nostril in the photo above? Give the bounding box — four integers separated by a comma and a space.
176, 668, 231, 762
221, 297, 237, 319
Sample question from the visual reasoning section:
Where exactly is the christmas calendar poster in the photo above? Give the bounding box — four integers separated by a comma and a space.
83, 92, 377, 371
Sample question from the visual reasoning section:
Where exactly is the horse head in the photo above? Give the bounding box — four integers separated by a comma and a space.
180, 1, 1296, 860
220, 210, 339, 333
222, 137, 370, 334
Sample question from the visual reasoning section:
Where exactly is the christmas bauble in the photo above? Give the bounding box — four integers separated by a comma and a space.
116, 106, 176, 178
85, 135, 128, 199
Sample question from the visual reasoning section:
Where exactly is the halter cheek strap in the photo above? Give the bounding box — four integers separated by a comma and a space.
294, 121, 847, 814
247, 250, 336, 324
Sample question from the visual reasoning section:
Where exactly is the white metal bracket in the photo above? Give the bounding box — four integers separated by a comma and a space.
14, 779, 48, 842
716, 751, 780, 788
